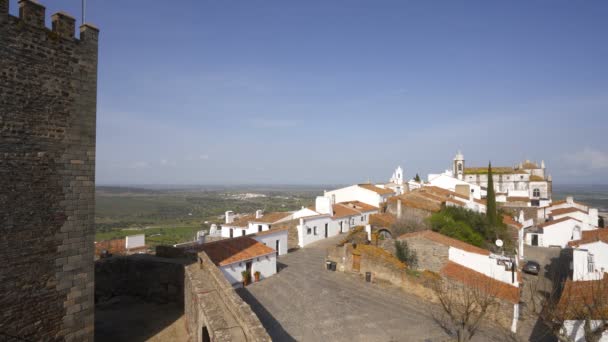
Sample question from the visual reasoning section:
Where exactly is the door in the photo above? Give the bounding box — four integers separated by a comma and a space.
230, 229, 233, 238
246, 260, 252, 274
275, 240, 280, 256
532, 234, 538, 246
353, 254, 361, 272
324, 223, 328, 238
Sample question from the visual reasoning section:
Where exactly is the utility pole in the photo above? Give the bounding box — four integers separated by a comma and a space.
82, 0, 86, 24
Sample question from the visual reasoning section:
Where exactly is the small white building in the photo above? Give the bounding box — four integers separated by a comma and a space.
526, 217, 597, 248
221, 210, 292, 238
201, 236, 277, 286
251, 227, 289, 256
324, 183, 395, 208
427, 172, 482, 200
569, 229, 608, 281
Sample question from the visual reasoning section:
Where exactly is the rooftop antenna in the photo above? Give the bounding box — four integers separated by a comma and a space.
82, 0, 86, 24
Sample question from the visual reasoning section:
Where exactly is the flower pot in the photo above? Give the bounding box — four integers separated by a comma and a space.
254, 273, 260, 282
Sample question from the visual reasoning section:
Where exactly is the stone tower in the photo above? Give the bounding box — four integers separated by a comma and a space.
453, 151, 465, 180
0, 0, 99, 340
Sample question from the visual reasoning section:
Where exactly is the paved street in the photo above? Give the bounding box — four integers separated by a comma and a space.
237, 235, 506, 342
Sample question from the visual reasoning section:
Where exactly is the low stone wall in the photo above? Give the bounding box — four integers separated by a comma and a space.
185, 252, 270, 341
95, 255, 186, 305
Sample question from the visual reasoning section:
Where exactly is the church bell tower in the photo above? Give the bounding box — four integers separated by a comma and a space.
453, 151, 465, 180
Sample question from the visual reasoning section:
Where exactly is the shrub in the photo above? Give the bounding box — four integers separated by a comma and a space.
394, 240, 418, 268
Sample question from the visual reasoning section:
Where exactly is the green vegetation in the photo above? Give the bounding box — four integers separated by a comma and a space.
414, 173, 421, 182
95, 186, 318, 247
428, 206, 511, 251
395, 240, 418, 268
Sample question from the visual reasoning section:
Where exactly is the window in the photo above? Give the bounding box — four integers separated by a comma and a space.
314, 226, 317, 235
307, 227, 312, 235
588, 254, 595, 273
242, 230, 245, 236
361, 216, 364, 222
258, 225, 262, 232
458, 164, 462, 171
533, 188, 540, 197
520, 176, 524, 180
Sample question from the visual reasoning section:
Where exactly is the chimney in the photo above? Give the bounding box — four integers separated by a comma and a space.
315, 196, 332, 215
255, 210, 263, 219
19, 0, 45, 28
566, 196, 574, 205
589, 208, 599, 227
225, 210, 234, 224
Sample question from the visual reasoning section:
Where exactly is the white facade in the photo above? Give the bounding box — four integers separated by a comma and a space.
527, 218, 597, 248
572, 241, 608, 281
448, 248, 519, 287
125, 234, 145, 249
427, 172, 482, 200
297, 215, 334, 248
253, 229, 289, 256
219, 253, 277, 285
552, 209, 599, 228
324, 184, 393, 208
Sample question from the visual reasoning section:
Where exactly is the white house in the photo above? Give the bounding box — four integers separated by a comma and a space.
251, 227, 289, 256
220, 210, 292, 238
427, 171, 482, 200
324, 183, 395, 208
569, 229, 608, 281
201, 236, 277, 286
526, 217, 597, 248
550, 207, 599, 228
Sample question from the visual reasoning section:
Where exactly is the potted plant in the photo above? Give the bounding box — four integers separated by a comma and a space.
254, 271, 261, 282
241, 270, 251, 286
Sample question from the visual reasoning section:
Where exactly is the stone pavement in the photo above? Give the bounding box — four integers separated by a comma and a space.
238, 235, 507, 342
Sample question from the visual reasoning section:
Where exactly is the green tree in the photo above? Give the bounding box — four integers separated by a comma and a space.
486, 162, 498, 228
414, 173, 421, 182
395, 240, 418, 268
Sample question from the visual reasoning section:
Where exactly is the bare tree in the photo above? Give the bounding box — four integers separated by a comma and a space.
390, 214, 429, 237
528, 275, 608, 342
431, 276, 501, 342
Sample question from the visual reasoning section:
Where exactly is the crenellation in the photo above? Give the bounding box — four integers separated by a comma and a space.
18, 0, 45, 28
51, 11, 75, 39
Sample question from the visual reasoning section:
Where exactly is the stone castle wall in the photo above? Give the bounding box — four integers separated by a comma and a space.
0, 0, 98, 340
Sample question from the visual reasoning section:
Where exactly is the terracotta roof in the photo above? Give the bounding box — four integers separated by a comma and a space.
422, 186, 469, 200
537, 216, 582, 229
556, 275, 608, 320
250, 226, 290, 237
568, 229, 608, 247
201, 237, 275, 266
503, 215, 523, 229
529, 175, 545, 181
441, 261, 520, 304
339, 201, 379, 213
551, 207, 588, 216
474, 198, 487, 205
228, 214, 255, 227
369, 213, 397, 227
358, 184, 395, 195
390, 194, 443, 213
332, 203, 362, 218
551, 199, 589, 208
398, 230, 491, 256
249, 212, 292, 224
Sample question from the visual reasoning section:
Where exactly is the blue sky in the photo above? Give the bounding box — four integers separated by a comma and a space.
10, 1, 608, 185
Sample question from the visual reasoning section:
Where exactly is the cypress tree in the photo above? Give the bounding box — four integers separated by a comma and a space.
415, 173, 421, 182
486, 162, 497, 227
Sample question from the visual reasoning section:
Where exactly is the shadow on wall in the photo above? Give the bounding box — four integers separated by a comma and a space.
236, 287, 296, 342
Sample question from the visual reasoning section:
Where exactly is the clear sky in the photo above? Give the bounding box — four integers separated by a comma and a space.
10, 1, 608, 185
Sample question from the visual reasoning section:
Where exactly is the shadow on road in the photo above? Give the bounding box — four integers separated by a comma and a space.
237, 287, 296, 342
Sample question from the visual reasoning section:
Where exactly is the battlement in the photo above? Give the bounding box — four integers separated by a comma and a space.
1, 0, 98, 43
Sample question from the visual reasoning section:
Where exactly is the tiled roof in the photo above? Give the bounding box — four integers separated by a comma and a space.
358, 184, 395, 195
423, 186, 469, 200
229, 214, 255, 227
551, 207, 588, 216
568, 229, 608, 247
332, 203, 362, 218
369, 213, 397, 227
340, 201, 379, 213
537, 216, 582, 229
464, 167, 526, 175
556, 275, 608, 320
201, 237, 275, 266
502, 215, 523, 229
507, 196, 530, 202
441, 261, 520, 304
390, 194, 443, 213
529, 175, 545, 181
398, 230, 491, 256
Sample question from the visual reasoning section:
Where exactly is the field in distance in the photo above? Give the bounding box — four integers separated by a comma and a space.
95, 185, 329, 246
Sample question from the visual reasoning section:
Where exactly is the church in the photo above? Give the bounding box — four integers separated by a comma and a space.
451, 151, 552, 206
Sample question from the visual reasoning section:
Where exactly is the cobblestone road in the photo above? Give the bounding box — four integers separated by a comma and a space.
238, 235, 507, 342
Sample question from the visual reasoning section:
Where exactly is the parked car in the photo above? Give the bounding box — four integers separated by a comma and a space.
523, 260, 540, 275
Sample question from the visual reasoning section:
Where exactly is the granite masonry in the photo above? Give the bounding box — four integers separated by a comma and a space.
0, 0, 99, 340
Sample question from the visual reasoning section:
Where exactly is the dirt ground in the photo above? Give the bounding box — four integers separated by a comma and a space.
95, 296, 188, 342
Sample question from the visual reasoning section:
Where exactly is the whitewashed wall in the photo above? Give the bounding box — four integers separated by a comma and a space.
254, 230, 288, 256
324, 185, 383, 207
220, 253, 276, 285
564, 320, 608, 342
427, 174, 482, 200
448, 248, 519, 287
572, 241, 608, 281
126, 234, 145, 249
297, 215, 333, 247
